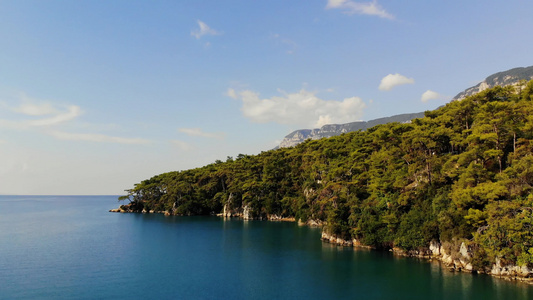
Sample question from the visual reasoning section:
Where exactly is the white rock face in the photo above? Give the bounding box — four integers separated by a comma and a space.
321, 231, 353, 246
278, 130, 315, 148
300, 219, 323, 227
477, 81, 490, 93
278, 113, 424, 148
221, 194, 237, 218
491, 257, 533, 277
453, 65, 533, 101
459, 242, 470, 259
222, 203, 231, 218
429, 240, 441, 256
242, 204, 252, 220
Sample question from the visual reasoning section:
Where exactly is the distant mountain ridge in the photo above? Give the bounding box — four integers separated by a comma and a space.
453, 65, 533, 100
278, 65, 533, 148
278, 112, 425, 148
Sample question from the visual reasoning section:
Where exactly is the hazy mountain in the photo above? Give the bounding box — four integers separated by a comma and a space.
453, 65, 533, 100
278, 65, 533, 148
278, 112, 425, 148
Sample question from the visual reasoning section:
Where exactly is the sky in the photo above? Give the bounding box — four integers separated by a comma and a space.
1, 0, 532, 195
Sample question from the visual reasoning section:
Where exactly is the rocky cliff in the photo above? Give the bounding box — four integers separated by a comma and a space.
321, 231, 533, 283
453, 65, 533, 100
278, 65, 533, 149
278, 112, 425, 148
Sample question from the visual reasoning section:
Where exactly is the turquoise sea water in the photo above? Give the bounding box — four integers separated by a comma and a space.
1, 195, 533, 299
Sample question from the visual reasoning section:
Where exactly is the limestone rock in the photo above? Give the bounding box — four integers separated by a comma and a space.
242, 204, 252, 220
491, 257, 533, 279
453, 66, 533, 101
277, 113, 424, 148
429, 240, 441, 256
321, 231, 353, 246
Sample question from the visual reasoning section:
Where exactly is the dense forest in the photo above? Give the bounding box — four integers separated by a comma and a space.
119, 81, 533, 272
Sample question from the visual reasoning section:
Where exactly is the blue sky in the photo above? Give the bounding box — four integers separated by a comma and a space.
1, 0, 532, 195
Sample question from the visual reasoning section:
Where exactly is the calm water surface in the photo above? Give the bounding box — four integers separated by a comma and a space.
1, 195, 532, 299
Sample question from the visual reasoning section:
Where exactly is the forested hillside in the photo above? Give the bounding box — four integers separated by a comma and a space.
119, 81, 533, 272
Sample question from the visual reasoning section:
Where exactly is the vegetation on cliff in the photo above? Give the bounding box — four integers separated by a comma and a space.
120, 81, 533, 272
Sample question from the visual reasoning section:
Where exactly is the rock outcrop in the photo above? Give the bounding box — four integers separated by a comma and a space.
277, 65, 533, 149
453, 65, 533, 101
491, 257, 533, 279
298, 218, 324, 227
109, 202, 146, 213
278, 112, 425, 148
432, 241, 474, 272
320, 233, 533, 283
320, 231, 371, 248
218, 193, 295, 221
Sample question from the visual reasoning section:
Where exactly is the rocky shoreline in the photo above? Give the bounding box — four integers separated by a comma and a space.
111, 204, 533, 283
320, 232, 533, 284
109, 203, 297, 221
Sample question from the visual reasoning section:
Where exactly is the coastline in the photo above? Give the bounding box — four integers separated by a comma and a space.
320, 231, 533, 285
110, 205, 533, 284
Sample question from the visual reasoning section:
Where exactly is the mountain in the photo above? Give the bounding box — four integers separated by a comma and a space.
453, 65, 533, 100
278, 65, 533, 148
278, 112, 425, 148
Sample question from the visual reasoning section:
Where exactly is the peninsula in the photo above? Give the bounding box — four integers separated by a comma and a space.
114, 79, 533, 282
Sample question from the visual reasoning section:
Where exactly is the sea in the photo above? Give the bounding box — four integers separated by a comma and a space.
1, 195, 532, 300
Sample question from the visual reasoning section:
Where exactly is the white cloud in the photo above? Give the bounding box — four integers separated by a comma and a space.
326, 0, 394, 19
326, 0, 348, 8
171, 140, 193, 151
379, 73, 415, 91
421, 90, 445, 102
0, 119, 27, 130
1, 94, 151, 145
13, 102, 58, 116
28, 105, 81, 126
230, 88, 366, 128
48, 131, 151, 144
1, 101, 82, 129
227, 88, 238, 99
191, 20, 221, 39
178, 128, 224, 139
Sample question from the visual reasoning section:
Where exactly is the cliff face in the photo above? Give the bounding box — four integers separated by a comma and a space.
453, 65, 533, 101
321, 232, 533, 283
278, 112, 425, 148
279, 66, 533, 149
